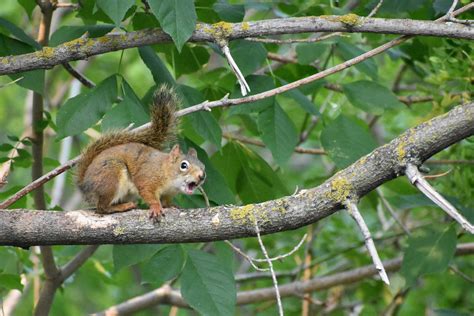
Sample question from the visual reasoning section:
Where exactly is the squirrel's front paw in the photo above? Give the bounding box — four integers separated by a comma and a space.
149, 203, 164, 223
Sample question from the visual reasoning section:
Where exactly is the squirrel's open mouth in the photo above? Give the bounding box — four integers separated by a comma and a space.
185, 181, 198, 194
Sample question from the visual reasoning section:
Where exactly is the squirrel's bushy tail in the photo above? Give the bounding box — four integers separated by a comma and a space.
76, 85, 180, 182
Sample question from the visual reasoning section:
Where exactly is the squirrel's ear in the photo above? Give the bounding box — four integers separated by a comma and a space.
170, 144, 181, 159
188, 148, 197, 158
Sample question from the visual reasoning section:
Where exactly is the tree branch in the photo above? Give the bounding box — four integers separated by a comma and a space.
1, 102, 472, 247
0, 11, 473, 75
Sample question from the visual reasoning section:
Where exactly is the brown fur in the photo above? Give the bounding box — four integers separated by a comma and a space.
76, 86, 206, 220
76, 85, 179, 183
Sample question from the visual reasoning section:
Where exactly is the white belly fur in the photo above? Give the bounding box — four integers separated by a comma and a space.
112, 168, 139, 204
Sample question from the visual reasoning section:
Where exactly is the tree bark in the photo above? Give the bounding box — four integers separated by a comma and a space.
0, 15, 473, 75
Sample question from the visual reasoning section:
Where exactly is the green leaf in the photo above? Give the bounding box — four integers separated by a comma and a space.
386, 194, 436, 210
182, 139, 235, 205
148, 0, 197, 52
165, 45, 210, 77
229, 75, 275, 115
141, 245, 185, 284
0, 17, 40, 49
181, 250, 236, 316
76, 0, 115, 24
433, 0, 453, 15
102, 80, 149, 131
0, 34, 44, 94
321, 115, 377, 168
113, 244, 164, 273
279, 79, 320, 116
179, 85, 222, 148
50, 24, 115, 46
214, 241, 234, 271
138, 46, 175, 86
0, 274, 23, 291
213, 2, 245, 22
343, 80, 404, 115
401, 225, 457, 286
379, 0, 426, 14
7, 135, 19, 142
56, 75, 118, 138
228, 40, 267, 76
132, 12, 160, 30
18, 0, 37, 18
96, 0, 135, 26
211, 142, 288, 203
0, 186, 28, 209
296, 43, 329, 65
0, 143, 14, 151
337, 41, 378, 80
258, 102, 298, 165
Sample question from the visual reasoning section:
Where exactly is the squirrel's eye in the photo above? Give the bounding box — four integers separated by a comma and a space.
180, 160, 189, 171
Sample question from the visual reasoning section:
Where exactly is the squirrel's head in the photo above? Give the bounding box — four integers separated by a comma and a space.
169, 144, 206, 195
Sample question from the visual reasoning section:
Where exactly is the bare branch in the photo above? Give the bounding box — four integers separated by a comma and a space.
0, 157, 80, 209
367, 0, 385, 18
345, 201, 390, 285
405, 164, 474, 234
62, 63, 95, 88
223, 133, 326, 155
221, 45, 250, 96
376, 188, 410, 235
60, 245, 99, 281
1, 8, 473, 75
254, 220, 283, 316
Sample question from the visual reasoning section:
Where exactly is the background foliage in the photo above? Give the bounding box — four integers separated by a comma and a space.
0, 0, 473, 315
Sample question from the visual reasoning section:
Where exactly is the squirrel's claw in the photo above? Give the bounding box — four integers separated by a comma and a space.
149, 203, 163, 223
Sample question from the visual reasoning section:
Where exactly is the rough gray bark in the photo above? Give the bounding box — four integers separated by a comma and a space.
0, 15, 472, 75
1, 102, 473, 247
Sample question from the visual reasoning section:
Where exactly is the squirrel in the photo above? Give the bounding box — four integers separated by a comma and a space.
76, 85, 206, 221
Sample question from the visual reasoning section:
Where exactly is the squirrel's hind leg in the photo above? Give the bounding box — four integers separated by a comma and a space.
100, 201, 137, 213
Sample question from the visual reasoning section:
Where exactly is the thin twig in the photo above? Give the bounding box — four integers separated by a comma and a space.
225, 240, 269, 272
376, 189, 410, 235
225, 233, 307, 264
60, 245, 99, 281
448, 264, 474, 283
345, 201, 390, 285
324, 82, 436, 105
0, 157, 80, 209
446, 0, 459, 19
221, 45, 250, 96
62, 63, 95, 88
423, 168, 452, 179
223, 133, 326, 155
366, 0, 384, 18
405, 164, 474, 234
254, 219, 284, 316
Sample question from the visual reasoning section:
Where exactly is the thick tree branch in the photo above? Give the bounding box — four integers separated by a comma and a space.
94, 243, 474, 314
0, 11, 473, 75
0, 102, 472, 247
